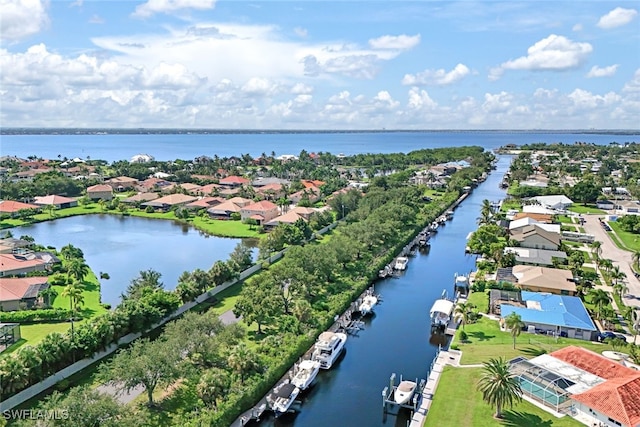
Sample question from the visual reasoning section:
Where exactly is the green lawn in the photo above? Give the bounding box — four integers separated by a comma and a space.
500, 200, 521, 212
424, 366, 582, 427
455, 317, 611, 365
51, 271, 108, 317
568, 205, 606, 214
2, 322, 73, 355
608, 221, 640, 252
467, 291, 489, 313
557, 215, 575, 224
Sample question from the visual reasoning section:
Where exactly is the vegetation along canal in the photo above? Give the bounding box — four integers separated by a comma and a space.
251, 155, 511, 427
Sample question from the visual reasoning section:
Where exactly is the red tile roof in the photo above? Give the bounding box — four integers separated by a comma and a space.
219, 176, 249, 185
0, 277, 48, 302
0, 200, 40, 213
551, 346, 637, 380
243, 200, 278, 212
0, 254, 46, 273
86, 184, 113, 192
302, 179, 325, 189
33, 195, 76, 205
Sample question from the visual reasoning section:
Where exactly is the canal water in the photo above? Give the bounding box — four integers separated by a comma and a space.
15, 215, 252, 306
260, 155, 511, 427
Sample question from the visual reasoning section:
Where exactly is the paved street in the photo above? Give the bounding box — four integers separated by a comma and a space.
581, 214, 640, 309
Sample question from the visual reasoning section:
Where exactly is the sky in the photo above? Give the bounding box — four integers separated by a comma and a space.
1, 0, 639, 130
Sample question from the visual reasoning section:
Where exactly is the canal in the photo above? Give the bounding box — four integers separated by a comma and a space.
259, 155, 511, 427
16, 215, 253, 306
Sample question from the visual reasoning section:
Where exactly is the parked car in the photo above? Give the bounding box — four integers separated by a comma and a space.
597, 331, 626, 342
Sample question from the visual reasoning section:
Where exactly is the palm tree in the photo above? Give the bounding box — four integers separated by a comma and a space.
613, 281, 629, 300
610, 265, 626, 287
197, 368, 230, 409
17, 346, 41, 384
589, 289, 611, 320
67, 258, 89, 282
504, 312, 524, 349
633, 250, 640, 271
226, 343, 258, 385
454, 302, 476, 330
61, 281, 85, 339
590, 241, 602, 270
599, 258, 614, 274
0, 357, 29, 400
477, 357, 522, 419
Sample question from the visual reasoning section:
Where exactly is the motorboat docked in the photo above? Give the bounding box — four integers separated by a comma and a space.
394, 256, 409, 271
359, 294, 378, 316
445, 210, 454, 220
429, 292, 455, 329
437, 216, 447, 225
291, 360, 321, 391
312, 331, 347, 369
268, 381, 300, 417
394, 380, 417, 405
418, 232, 430, 247
378, 264, 393, 278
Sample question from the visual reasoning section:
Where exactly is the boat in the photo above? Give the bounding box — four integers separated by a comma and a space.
312, 331, 347, 369
378, 264, 393, 278
429, 292, 455, 330
418, 233, 430, 247
291, 360, 321, 391
445, 210, 454, 220
437, 216, 447, 224
394, 256, 409, 270
269, 381, 300, 417
359, 294, 378, 316
394, 380, 417, 405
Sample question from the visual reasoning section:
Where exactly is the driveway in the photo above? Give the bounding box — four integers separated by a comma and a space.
581, 214, 640, 309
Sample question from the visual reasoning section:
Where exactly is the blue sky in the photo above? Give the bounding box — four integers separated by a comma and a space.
1, 0, 639, 129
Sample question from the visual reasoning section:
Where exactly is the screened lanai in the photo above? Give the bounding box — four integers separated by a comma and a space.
508, 355, 604, 413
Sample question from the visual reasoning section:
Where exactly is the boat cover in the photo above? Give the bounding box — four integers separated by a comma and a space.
275, 383, 297, 398
429, 299, 454, 316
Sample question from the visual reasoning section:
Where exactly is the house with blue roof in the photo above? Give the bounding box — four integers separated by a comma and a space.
500, 291, 597, 341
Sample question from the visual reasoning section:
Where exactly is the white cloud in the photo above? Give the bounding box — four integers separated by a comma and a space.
407, 87, 438, 110
0, 0, 49, 42
294, 27, 308, 38
572, 23, 583, 32
240, 77, 281, 97
291, 83, 313, 94
133, 0, 216, 18
623, 68, 640, 93
368, 34, 421, 50
586, 64, 619, 78
492, 34, 592, 79
482, 91, 514, 113
568, 88, 620, 109
402, 63, 470, 86
597, 7, 638, 29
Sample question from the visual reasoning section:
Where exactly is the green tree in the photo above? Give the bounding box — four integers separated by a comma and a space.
66, 258, 90, 282
226, 343, 260, 385
504, 312, 524, 349
477, 357, 522, 419
234, 274, 280, 333
589, 289, 611, 320
60, 243, 84, 261
454, 302, 476, 330
61, 281, 85, 338
197, 368, 230, 409
100, 338, 179, 407
568, 179, 601, 205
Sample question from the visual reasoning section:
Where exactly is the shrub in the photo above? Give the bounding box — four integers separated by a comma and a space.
459, 330, 468, 342
0, 308, 73, 323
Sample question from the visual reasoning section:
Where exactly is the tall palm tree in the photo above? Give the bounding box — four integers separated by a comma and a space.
590, 241, 602, 270
504, 312, 525, 349
0, 357, 29, 400
61, 281, 85, 339
477, 357, 522, 419
454, 302, 476, 330
613, 282, 629, 300
67, 258, 89, 282
197, 368, 230, 409
17, 346, 41, 384
589, 289, 611, 320
226, 343, 258, 385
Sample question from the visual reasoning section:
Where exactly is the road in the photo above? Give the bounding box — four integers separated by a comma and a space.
581, 214, 640, 309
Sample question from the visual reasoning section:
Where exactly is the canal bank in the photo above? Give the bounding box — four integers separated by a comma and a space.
235, 155, 510, 427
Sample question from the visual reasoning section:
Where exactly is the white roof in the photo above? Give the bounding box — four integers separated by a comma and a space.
429, 299, 454, 316
528, 353, 605, 394
531, 195, 574, 206
522, 205, 556, 214
509, 218, 561, 234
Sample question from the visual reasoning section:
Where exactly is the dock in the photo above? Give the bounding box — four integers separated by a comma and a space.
408, 347, 454, 427
381, 373, 426, 420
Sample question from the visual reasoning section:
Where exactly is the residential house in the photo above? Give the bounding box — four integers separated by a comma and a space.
530, 195, 574, 210
289, 186, 321, 204
140, 194, 197, 211
176, 183, 201, 194
596, 200, 615, 210
0, 276, 50, 311
218, 187, 241, 197
12, 168, 51, 182
196, 183, 222, 196
0, 252, 59, 277
86, 184, 114, 201
122, 193, 159, 204
509, 217, 561, 234
226, 197, 253, 208
499, 291, 596, 340
511, 224, 561, 250
522, 205, 557, 215
302, 179, 325, 189
219, 176, 250, 187
504, 247, 568, 267
185, 197, 225, 210
252, 177, 290, 187
0, 238, 33, 254
136, 177, 172, 193
0, 200, 40, 217
264, 211, 305, 228
289, 206, 317, 220
240, 200, 279, 225
207, 201, 242, 219
130, 154, 154, 163
33, 195, 77, 209
255, 183, 286, 200
495, 265, 576, 295
105, 176, 138, 191
616, 200, 640, 215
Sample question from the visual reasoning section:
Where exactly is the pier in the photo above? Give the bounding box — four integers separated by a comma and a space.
381, 373, 426, 419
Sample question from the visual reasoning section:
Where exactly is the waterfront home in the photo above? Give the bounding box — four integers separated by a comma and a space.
503, 247, 568, 267
0, 276, 50, 311
264, 211, 305, 228
616, 200, 640, 215
0, 252, 58, 277
241, 200, 279, 225
0, 238, 33, 254
509, 346, 640, 427
122, 192, 159, 204
207, 201, 242, 219
511, 225, 561, 250
529, 195, 574, 211
185, 197, 225, 210
219, 175, 250, 187
140, 194, 197, 211
0, 200, 41, 217
33, 195, 77, 209
497, 291, 595, 340
509, 217, 561, 234
511, 212, 555, 224
493, 265, 576, 295
86, 184, 114, 201
105, 176, 138, 191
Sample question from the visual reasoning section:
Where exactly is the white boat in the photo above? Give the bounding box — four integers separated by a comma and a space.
394, 380, 417, 405
270, 381, 300, 417
429, 297, 454, 328
394, 257, 409, 270
359, 294, 378, 316
291, 360, 320, 391
312, 331, 347, 369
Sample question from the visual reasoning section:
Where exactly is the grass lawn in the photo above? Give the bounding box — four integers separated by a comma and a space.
51, 271, 108, 317
455, 317, 611, 365
424, 366, 582, 427
500, 200, 521, 212
557, 215, 574, 224
568, 205, 606, 215
2, 322, 73, 355
467, 291, 489, 313
608, 222, 640, 252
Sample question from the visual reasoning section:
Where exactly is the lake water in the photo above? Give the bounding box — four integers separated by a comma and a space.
253, 155, 511, 427
16, 215, 252, 306
2, 131, 637, 163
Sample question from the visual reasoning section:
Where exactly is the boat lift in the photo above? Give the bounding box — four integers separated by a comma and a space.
381, 373, 426, 419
